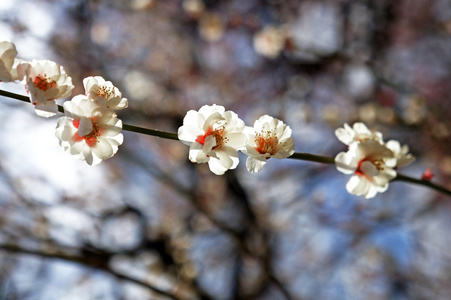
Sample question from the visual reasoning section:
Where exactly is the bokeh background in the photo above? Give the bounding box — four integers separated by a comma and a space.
0, 0, 451, 299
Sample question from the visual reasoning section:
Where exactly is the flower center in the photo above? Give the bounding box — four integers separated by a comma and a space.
33, 74, 57, 92
196, 126, 227, 150
355, 159, 384, 180
96, 85, 114, 99
255, 130, 278, 155
72, 119, 101, 147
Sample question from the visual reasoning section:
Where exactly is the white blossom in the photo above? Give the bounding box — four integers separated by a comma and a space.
0, 41, 25, 82
55, 95, 123, 166
25, 59, 74, 117
178, 104, 246, 175
242, 115, 295, 172
253, 26, 287, 59
83, 76, 128, 110
335, 122, 383, 146
335, 140, 397, 198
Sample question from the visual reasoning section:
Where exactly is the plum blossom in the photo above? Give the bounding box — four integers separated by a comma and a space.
0, 41, 25, 82
178, 104, 246, 175
83, 76, 128, 110
335, 140, 397, 198
335, 122, 383, 146
55, 95, 123, 166
25, 59, 74, 117
242, 115, 295, 172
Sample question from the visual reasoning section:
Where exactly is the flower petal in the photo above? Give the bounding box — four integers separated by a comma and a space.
92, 137, 114, 159
246, 156, 267, 173
34, 101, 58, 118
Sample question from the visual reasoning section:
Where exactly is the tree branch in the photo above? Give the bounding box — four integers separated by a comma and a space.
0, 89, 450, 198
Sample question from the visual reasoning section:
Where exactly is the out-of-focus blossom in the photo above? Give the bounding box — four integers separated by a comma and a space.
335, 140, 397, 198
0, 41, 25, 82
178, 104, 246, 175
25, 59, 74, 117
253, 26, 287, 59
335, 122, 383, 146
55, 95, 123, 166
385, 140, 415, 167
83, 76, 128, 110
182, 0, 205, 18
199, 13, 224, 42
242, 115, 295, 172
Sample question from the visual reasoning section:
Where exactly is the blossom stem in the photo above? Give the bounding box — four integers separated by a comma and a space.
0, 89, 30, 103
288, 152, 335, 164
122, 123, 179, 140
0, 88, 450, 197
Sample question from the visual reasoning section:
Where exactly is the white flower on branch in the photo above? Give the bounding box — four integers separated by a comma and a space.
242, 115, 295, 172
55, 95, 123, 166
0, 41, 25, 82
335, 140, 397, 198
178, 104, 246, 175
335, 122, 383, 146
83, 76, 128, 110
25, 59, 74, 117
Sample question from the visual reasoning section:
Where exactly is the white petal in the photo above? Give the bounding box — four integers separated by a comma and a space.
360, 161, 379, 177
246, 156, 266, 173
114, 97, 128, 110
346, 175, 370, 197
207, 158, 228, 175
210, 149, 234, 172
69, 141, 84, 155
82, 144, 95, 166
55, 117, 76, 142
335, 127, 353, 145
34, 101, 58, 118
397, 155, 415, 168
385, 140, 401, 154
273, 137, 295, 159
78, 117, 93, 137
92, 137, 114, 159
221, 146, 240, 169
203, 112, 223, 131
102, 124, 122, 137
225, 132, 246, 149
189, 143, 209, 163
335, 152, 356, 174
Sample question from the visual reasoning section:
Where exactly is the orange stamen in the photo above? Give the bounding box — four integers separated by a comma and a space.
33, 74, 57, 92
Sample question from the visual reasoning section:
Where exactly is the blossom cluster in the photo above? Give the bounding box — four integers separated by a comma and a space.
1, 41, 126, 165
335, 123, 415, 198
1, 40, 422, 199
178, 105, 295, 175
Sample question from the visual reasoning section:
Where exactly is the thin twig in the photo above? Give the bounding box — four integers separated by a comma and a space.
393, 173, 451, 197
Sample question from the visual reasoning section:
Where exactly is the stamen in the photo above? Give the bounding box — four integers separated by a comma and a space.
33, 74, 57, 92
96, 85, 114, 99
72, 119, 102, 147
254, 130, 278, 155
196, 125, 226, 149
